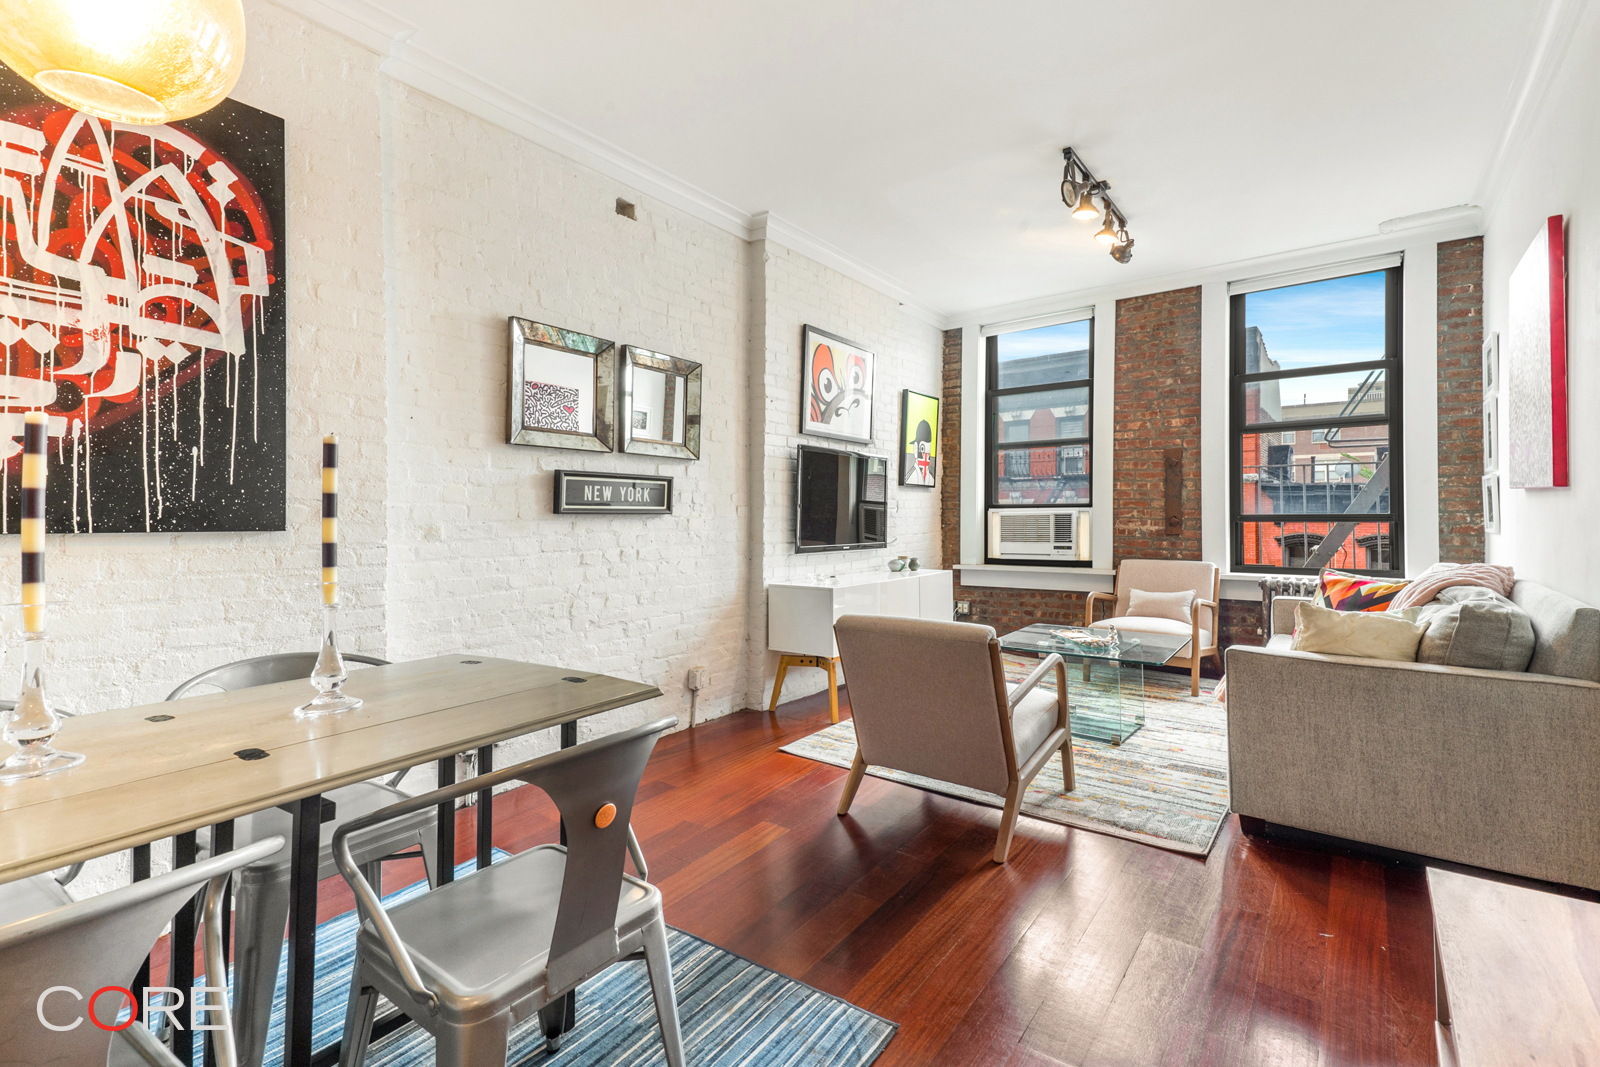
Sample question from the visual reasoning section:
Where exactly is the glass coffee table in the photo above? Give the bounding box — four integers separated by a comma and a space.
997, 624, 1193, 745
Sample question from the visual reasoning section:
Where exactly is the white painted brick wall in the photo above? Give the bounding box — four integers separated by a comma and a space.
34, 4, 943, 898
746, 242, 945, 707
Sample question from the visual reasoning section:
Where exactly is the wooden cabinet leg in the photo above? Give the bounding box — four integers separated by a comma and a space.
825, 657, 839, 723
768, 656, 792, 712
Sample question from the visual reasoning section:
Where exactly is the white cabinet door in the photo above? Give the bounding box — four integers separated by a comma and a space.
918, 570, 955, 621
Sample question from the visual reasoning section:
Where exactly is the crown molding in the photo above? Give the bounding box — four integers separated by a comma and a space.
948, 215, 1484, 328
264, 0, 947, 326
750, 213, 944, 328
1474, 0, 1591, 210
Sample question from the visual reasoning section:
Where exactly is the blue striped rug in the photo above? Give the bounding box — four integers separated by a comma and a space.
196, 854, 895, 1066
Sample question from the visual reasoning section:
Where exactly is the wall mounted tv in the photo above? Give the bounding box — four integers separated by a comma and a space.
795, 443, 888, 552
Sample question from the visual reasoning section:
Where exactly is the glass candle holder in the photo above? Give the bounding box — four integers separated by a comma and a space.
0, 627, 84, 782
294, 593, 364, 718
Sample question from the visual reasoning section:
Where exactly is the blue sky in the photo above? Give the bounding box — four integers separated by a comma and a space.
1247, 271, 1387, 371
997, 319, 1090, 360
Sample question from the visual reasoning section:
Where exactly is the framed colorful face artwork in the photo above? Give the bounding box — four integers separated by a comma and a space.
800, 325, 874, 445
899, 389, 939, 487
508, 318, 615, 452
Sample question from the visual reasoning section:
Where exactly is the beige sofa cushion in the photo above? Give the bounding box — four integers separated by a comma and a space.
1007, 684, 1060, 763
1416, 587, 1536, 672
1291, 601, 1424, 662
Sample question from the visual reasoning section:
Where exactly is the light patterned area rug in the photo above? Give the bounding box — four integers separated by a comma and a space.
780, 657, 1229, 856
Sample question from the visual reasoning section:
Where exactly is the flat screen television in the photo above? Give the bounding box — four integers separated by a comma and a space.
796, 443, 888, 552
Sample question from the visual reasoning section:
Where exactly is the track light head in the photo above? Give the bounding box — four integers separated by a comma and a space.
1071, 186, 1100, 220
1110, 230, 1134, 264
1094, 212, 1119, 244
1061, 175, 1082, 209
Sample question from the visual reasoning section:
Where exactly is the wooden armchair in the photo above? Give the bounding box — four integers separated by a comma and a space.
1087, 559, 1223, 695
832, 614, 1073, 863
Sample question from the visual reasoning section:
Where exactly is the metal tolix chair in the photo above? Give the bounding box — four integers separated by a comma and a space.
335, 717, 684, 1067
0, 836, 283, 1067
169, 653, 440, 1067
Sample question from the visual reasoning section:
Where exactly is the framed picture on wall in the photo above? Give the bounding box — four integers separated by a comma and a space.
1482, 331, 1499, 395
619, 346, 702, 459
1482, 396, 1498, 471
800, 325, 875, 444
899, 390, 939, 487
1506, 215, 1568, 488
1482, 473, 1502, 534
508, 318, 616, 452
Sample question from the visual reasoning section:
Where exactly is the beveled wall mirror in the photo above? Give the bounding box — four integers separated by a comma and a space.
620, 345, 702, 459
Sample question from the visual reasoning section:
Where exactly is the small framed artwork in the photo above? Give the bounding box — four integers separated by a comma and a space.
509, 318, 616, 452
1482, 331, 1499, 395
801, 325, 875, 444
1507, 215, 1568, 488
899, 389, 939, 487
620, 346, 702, 459
553, 471, 673, 514
1482, 396, 1498, 471
1481, 473, 1502, 534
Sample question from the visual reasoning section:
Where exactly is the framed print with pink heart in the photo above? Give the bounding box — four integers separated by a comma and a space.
508, 317, 616, 452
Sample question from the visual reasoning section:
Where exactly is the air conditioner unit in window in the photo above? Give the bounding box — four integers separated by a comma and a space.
987, 508, 1091, 561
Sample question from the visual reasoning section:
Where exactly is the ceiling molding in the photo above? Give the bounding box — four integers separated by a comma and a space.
751, 213, 944, 328
948, 215, 1485, 328
1474, 0, 1592, 211
263, 0, 947, 325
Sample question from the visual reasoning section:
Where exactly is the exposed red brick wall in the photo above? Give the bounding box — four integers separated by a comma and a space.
940, 327, 962, 568
1113, 287, 1203, 562
1437, 237, 1485, 563
957, 582, 1088, 635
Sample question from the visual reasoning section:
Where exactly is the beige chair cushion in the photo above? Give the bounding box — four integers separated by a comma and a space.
1127, 588, 1195, 624
1113, 559, 1218, 618
1007, 684, 1061, 765
1089, 616, 1209, 650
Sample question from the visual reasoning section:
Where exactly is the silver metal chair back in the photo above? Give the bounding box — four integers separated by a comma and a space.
166, 652, 389, 700
0, 836, 282, 1067
334, 717, 682, 1066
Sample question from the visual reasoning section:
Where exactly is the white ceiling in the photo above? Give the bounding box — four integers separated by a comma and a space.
336, 0, 1547, 317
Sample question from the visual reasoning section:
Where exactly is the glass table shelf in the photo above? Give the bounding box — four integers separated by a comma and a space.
997, 624, 1193, 745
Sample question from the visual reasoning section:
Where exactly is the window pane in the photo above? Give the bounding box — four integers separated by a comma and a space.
996, 385, 1089, 443
993, 444, 1090, 505
1240, 426, 1392, 515
996, 320, 1090, 388
1237, 520, 1395, 572
1245, 368, 1386, 425
1244, 270, 1387, 373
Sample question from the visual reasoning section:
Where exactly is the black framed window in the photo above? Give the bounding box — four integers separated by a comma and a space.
985, 318, 1093, 559
1230, 267, 1403, 575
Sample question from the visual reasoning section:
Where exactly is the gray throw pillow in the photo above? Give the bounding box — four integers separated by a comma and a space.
1415, 586, 1536, 672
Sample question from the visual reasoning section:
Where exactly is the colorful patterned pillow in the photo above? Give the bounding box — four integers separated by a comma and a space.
1314, 569, 1409, 613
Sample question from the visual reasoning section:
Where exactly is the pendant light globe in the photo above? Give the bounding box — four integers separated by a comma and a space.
0, 0, 246, 125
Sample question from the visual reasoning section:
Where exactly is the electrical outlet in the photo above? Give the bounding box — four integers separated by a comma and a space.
955, 600, 972, 616
686, 666, 709, 690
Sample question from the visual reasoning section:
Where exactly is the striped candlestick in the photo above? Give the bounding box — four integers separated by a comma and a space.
322, 433, 338, 605
20, 411, 46, 633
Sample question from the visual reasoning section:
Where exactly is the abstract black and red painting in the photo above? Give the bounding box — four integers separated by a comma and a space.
0, 66, 284, 533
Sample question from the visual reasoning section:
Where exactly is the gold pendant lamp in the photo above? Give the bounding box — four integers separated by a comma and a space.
0, 0, 245, 125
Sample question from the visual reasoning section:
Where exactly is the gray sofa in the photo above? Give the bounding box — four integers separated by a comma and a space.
1225, 579, 1600, 890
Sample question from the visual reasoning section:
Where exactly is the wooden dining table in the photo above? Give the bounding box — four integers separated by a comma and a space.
0, 654, 663, 1067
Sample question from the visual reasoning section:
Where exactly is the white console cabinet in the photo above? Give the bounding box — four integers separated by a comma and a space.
768, 569, 954, 658
765, 569, 954, 721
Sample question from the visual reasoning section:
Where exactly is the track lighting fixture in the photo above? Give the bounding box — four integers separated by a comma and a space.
1060, 147, 1134, 262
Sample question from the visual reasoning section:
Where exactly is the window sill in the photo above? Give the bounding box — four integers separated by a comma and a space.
954, 563, 1116, 592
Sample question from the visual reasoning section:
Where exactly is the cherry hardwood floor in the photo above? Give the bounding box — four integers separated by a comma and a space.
406, 685, 1436, 1067
167, 685, 1440, 1065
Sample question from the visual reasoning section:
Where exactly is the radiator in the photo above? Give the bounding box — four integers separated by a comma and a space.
1259, 576, 1319, 635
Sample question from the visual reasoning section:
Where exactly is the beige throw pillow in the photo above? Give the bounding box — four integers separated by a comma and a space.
1291, 601, 1425, 662
1126, 588, 1195, 624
